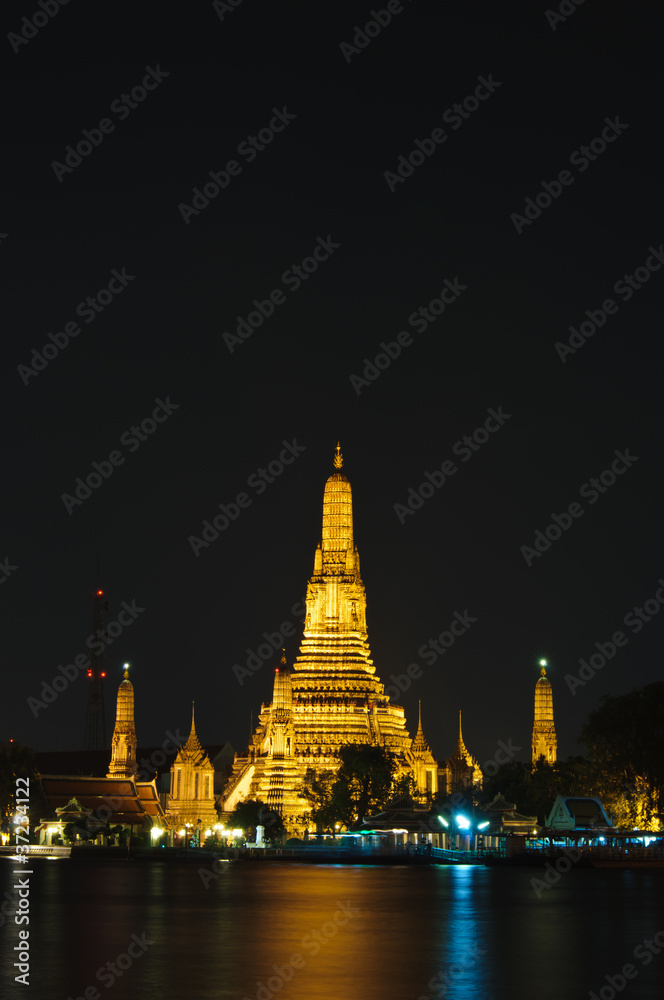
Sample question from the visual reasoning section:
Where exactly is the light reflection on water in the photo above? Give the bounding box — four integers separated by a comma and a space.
2, 860, 664, 1000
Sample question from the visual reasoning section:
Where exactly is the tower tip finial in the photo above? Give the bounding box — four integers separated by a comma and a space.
281, 648, 287, 666
334, 441, 343, 469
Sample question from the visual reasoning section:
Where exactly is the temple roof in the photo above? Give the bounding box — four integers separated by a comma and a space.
487, 792, 518, 812
546, 795, 613, 830
411, 701, 432, 757
175, 703, 212, 768
39, 775, 165, 824
449, 711, 477, 764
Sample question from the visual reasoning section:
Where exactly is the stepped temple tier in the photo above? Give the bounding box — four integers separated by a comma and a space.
223, 445, 446, 832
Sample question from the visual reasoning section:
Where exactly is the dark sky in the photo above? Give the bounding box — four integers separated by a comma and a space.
2, 0, 662, 770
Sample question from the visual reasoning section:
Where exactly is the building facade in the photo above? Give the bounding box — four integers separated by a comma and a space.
166, 705, 218, 832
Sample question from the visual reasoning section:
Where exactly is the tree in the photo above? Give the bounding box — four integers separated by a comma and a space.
301, 744, 401, 829
230, 799, 286, 841
580, 682, 664, 830
478, 756, 597, 825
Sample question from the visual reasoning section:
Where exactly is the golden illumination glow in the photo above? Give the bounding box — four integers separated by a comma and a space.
107, 667, 137, 778
532, 666, 557, 765
165, 702, 217, 831
222, 449, 425, 834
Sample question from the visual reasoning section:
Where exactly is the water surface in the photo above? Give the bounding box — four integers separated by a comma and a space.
2, 859, 664, 999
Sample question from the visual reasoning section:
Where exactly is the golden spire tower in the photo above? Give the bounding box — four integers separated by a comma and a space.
223, 445, 412, 832
291, 444, 411, 759
532, 661, 557, 765
107, 665, 137, 778
407, 701, 438, 799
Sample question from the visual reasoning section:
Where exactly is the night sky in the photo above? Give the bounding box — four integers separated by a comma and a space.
3, 1, 662, 771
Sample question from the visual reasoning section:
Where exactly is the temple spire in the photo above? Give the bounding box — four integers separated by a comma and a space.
107, 665, 137, 778
318, 444, 354, 575
183, 701, 203, 756
457, 710, 468, 755
412, 700, 430, 754
532, 659, 557, 766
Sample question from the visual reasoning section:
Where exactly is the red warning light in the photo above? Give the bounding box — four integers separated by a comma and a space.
100, 672, 106, 678
87, 670, 93, 677
97, 589, 104, 596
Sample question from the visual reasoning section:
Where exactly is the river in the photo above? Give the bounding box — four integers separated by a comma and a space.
2, 859, 664, 999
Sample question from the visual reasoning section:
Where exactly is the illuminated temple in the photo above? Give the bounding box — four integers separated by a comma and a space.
223, 445, 439, 832
531, 664, 557, 765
